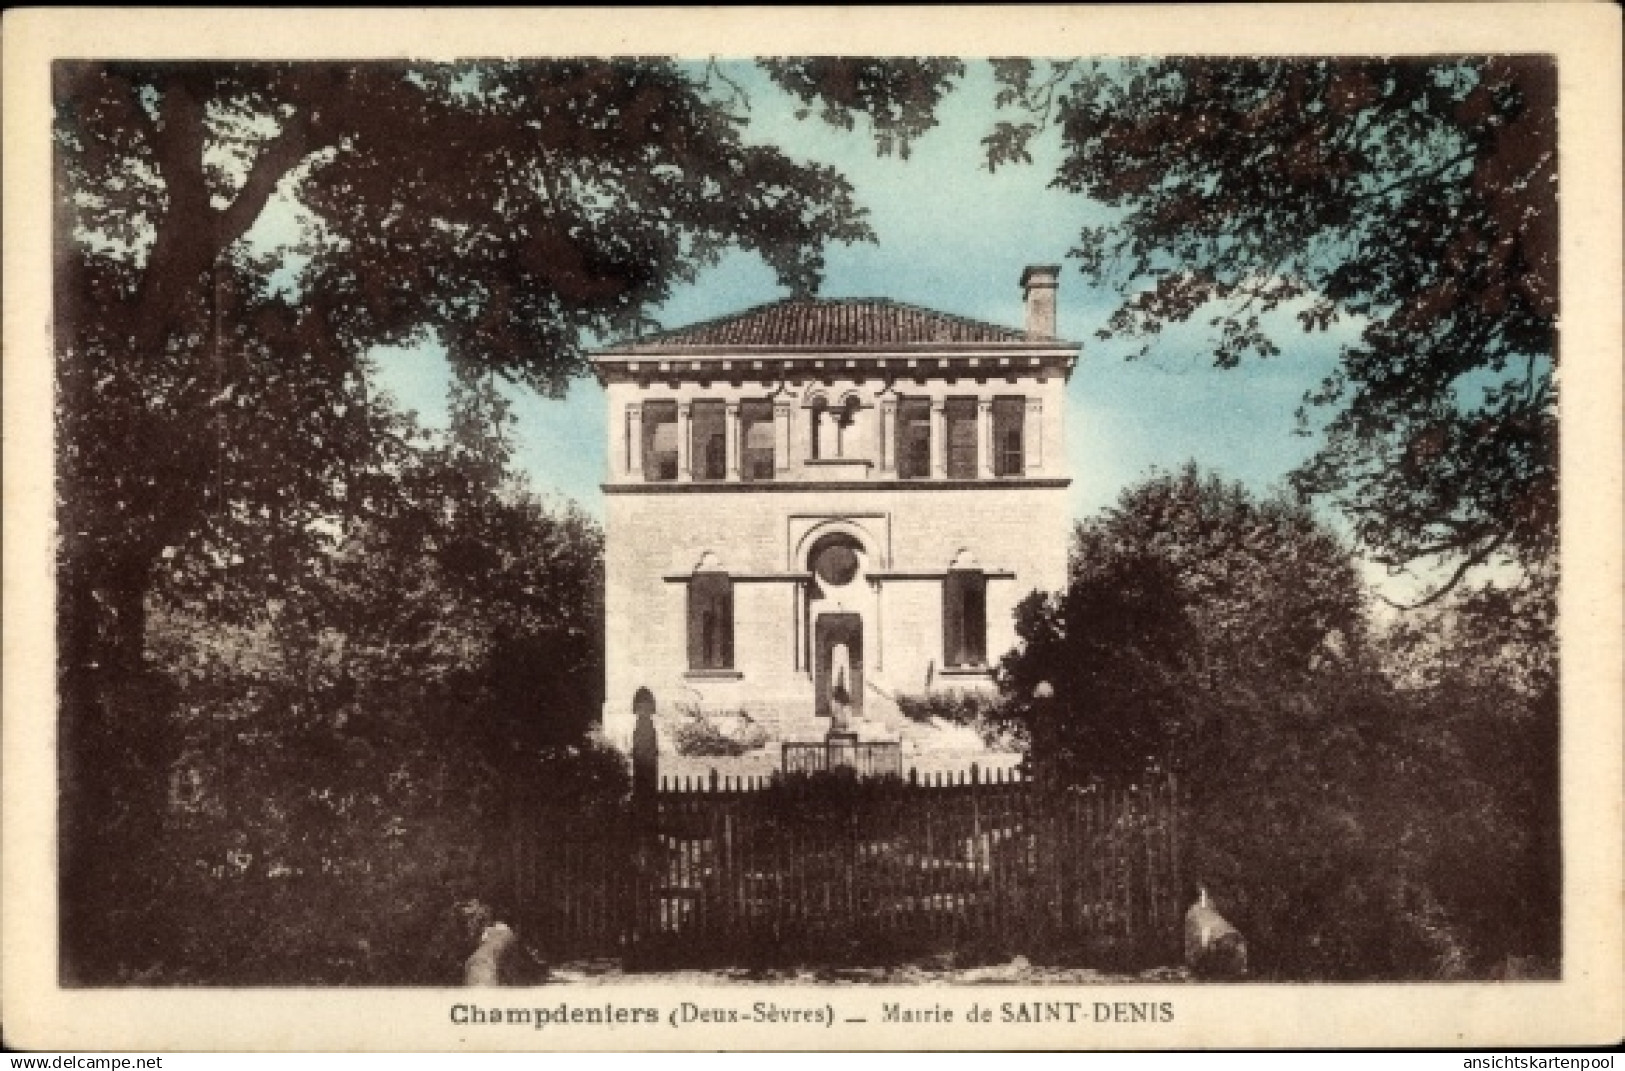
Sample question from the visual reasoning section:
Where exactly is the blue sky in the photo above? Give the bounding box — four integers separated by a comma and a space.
369, 61, 1355, 523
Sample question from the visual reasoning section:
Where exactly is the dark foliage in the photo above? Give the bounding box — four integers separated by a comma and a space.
994, 464, 1365, 779
52, 57, 913, 983
1031, 57, 1558, 596
996, 467, 1558, 978
63, 378, 623, 984
54, 57, 878, 680
760, 58, 967, 159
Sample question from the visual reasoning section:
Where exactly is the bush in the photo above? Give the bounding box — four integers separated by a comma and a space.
894, 689, 1001, 725
670, 704, 769, 757
992, 468, 1559, 979
894, 690, 1015, 749
104, 667, 630, 985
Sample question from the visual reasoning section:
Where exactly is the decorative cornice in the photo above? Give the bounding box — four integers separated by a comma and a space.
595, 341, 1076, 358
605, 478, 1071, 495
591, 348, 1077, 386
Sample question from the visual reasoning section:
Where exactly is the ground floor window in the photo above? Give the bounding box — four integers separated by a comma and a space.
688, 571, 734, 670
943, 569, 987, 667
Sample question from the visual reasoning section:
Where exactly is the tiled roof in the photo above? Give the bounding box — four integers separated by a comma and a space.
599, 298, 1061, 352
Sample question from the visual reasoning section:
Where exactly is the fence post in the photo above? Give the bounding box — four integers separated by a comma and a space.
629, 689, 660, 963
1031, 681, 1056, 790
632, 690, 658, 817
1028, 682, 1066, 942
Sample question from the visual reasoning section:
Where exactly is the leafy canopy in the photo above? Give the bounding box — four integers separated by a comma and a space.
1007, 57, 1559, 596
54, 58, 903, 669
992, 466, 1557, 978
995, 463, 1367, 779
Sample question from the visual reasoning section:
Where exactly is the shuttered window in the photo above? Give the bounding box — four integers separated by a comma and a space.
643, 401, 678, 481
993, 396, 1025, 477
688, 572, 734, 670
898, 398, 932, 479
741, 401, 775, 481
691, 401, 726, 481
946, 397, 978, 479
943, 569, 987, 668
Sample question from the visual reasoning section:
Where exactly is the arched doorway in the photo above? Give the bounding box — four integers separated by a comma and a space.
807, 533, 866, 723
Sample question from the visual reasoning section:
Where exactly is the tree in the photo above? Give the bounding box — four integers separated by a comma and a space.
995, 466, 1558, 977
88, 377, 616, 984
758, 58, 967, 158
52, 59, 902, 978
53, 55, 996, 983
1375, 564, 1560, 964
987, 57, 1557, 598
995, 464, 1366, 779
54, 59, 885, 679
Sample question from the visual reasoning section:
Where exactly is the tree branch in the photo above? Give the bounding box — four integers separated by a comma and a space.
1379, 529, 1510, 611
213, 110, 318, 248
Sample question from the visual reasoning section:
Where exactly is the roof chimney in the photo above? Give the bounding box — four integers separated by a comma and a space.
1020, 264, 1060, 340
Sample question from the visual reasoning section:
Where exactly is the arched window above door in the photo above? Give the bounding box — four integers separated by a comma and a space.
807, 531, 865, 595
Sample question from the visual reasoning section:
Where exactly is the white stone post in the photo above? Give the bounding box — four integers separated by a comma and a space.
977, 398, 994, 479
774, 401, 792, 474
676, 401, 691, 480
1026, 397, 1044, 475
879, 396, 897, 472
930, 398, 946, 479
724, 400, 740, 479
625, 402, 643, 479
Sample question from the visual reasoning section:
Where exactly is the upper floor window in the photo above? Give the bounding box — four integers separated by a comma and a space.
741, 400, 775, 481
691, 400, 726, 481
993, 397, 1025, 478
688, 571, 734, 671
946, 397, 978, 480
643, 401, 678, 481
898, 398, 932, 479
943, 567, 987, 668
809, 394, 861, 460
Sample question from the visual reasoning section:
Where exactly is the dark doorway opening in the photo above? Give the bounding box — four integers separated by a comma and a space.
814, 613, 863, 722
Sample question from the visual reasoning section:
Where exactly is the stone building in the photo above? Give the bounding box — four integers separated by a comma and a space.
593, 266, 1077, 775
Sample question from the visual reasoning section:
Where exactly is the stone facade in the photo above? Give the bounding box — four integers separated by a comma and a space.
592, 267, 1077, 774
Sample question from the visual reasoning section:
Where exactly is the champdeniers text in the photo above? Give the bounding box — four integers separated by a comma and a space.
449, 1001, 833, 1030
451, 1003, 658, 1030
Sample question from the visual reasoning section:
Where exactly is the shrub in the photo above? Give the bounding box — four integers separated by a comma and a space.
894, 690, 1013, 747
992, 468, 1558, 979
670, 705, 769, 757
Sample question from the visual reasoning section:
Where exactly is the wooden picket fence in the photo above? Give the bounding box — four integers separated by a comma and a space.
506, 766, 1184, 970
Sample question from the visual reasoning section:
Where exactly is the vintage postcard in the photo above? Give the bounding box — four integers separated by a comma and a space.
4, 5, 1621, 1052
